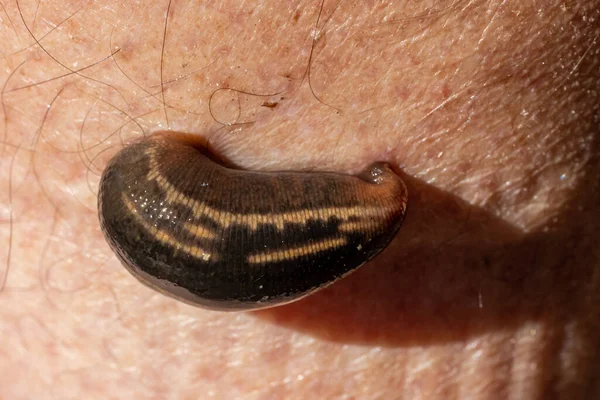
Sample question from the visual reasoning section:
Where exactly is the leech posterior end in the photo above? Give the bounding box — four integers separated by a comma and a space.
98, 133, 408, 311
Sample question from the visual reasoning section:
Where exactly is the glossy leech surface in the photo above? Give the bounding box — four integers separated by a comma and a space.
98, 134, 408, 311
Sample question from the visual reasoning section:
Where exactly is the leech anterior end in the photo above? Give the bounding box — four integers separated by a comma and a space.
98, 133, 408, 311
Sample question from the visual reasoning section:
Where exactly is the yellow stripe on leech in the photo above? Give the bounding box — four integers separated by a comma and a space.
338, 219, 385, 234
247, 237, 347, 264
183, 222, 216, 240
338, 221, 362, 233
145, 147, 393, 232
122, 193, 213, 262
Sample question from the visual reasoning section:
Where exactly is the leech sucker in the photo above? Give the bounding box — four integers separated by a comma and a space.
98, 134, 408, 311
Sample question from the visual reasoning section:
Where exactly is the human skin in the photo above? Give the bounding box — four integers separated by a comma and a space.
0, 0, 599, 398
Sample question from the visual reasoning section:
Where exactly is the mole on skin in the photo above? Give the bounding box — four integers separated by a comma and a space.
98, 133, 408, 311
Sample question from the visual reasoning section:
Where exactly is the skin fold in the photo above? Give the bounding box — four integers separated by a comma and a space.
0, 0, 599, 398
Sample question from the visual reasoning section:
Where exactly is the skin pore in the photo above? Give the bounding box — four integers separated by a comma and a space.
1, 0, 599, 398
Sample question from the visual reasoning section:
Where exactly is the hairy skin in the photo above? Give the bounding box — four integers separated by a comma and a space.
0, 0, 599, 398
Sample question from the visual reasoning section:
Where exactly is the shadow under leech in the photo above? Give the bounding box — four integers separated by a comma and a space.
254, 172, 600, 349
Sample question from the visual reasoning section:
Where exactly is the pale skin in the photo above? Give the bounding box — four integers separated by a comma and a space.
0, 0, 599, 398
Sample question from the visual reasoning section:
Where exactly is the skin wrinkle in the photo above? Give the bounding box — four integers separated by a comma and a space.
0, 0, 599, 398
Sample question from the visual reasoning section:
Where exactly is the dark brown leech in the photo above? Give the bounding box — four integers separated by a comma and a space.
98, 134, 408, 311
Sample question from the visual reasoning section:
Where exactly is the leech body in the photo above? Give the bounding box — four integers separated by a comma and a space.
98, 134, 408, 311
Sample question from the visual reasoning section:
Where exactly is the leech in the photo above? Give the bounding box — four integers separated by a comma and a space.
98, 133, 408, 311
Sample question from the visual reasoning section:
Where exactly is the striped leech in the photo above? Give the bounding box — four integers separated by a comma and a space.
98, 133, 408, 311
